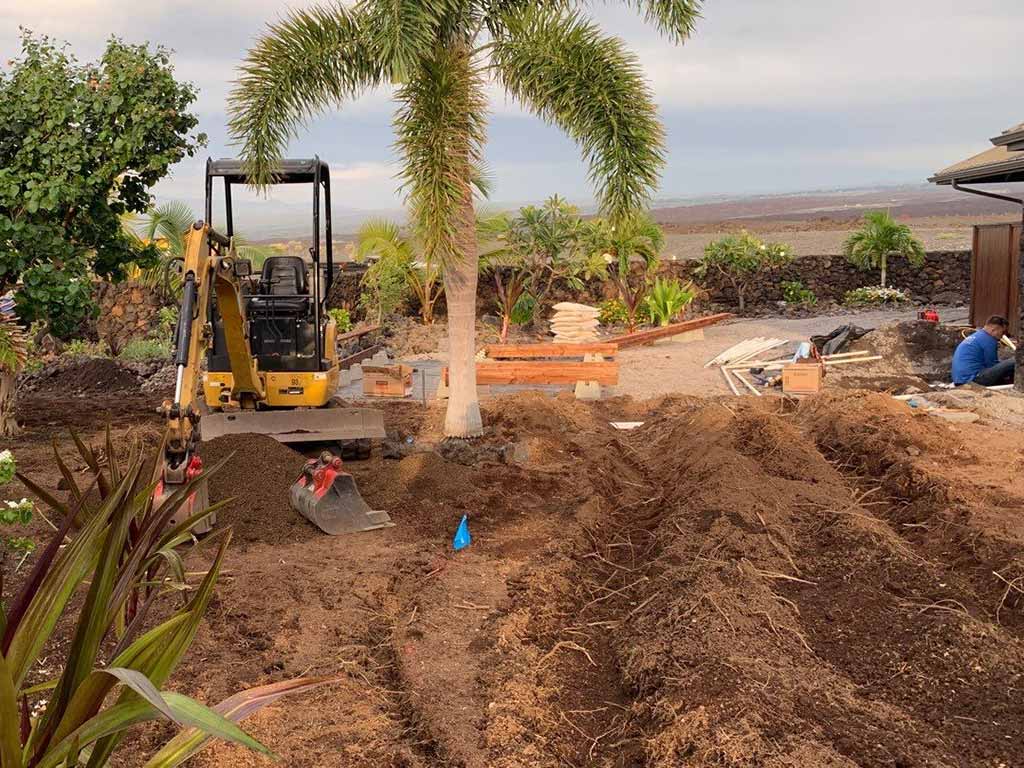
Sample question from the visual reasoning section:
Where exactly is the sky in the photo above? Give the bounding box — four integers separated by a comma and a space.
1, 0, 1022, 232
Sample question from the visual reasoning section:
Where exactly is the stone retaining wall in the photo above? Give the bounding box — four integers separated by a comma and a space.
94, 280, 166, 353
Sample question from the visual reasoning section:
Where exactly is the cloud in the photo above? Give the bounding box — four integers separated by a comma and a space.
3, 0, 1023, 221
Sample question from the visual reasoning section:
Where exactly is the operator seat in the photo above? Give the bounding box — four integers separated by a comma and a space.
255, 256, 310, 313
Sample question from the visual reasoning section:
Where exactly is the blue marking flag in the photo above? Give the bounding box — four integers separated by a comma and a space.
452, 514, 471, 551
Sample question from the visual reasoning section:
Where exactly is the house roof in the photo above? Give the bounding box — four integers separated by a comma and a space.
991, 121, 1024, 151
930, 122, 1024, 185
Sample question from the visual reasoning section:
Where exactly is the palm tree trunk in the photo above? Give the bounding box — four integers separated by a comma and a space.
443, 189, 483, 438
0, 371, 19, 438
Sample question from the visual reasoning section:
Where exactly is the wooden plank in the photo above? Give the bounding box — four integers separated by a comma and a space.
336, 325, 381, 344
339, 345, 382, 369
609, 313, 733, 349
485, 342, 618, 359
475, 360, 619, 385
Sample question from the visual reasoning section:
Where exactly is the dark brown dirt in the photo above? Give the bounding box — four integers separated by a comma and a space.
200, 433, 319, 548
20, 356, 141, 394
8, 384, 1024, 768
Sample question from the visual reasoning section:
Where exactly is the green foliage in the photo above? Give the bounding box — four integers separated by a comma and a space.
480, 196, 591, 339
843, 286, 911, 307
581, 212, 664, 331
0, 32, 205, 338
118, 338, 172, 362
510, 293, 537, 326
843, 211, 926, 288
64, 339, 109, 359
695, 232, 792, 312
0, 317, 27, 374
328, 308, 353, 333
1, 435, 335, 766
598, 298, 629, 326
781, 280, 817, 306
356, 220, 441, 325
644, 277, 695, 326
0, 450, 35, 571
358, 253, 411, 325
156, 307, 178, 337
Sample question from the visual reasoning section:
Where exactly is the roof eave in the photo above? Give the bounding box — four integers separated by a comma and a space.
990, 130, 1024, 148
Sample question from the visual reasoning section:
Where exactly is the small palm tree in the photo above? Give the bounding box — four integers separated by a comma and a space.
582, 212, 664, 332
357, 219, 442, 324
228, 0, 704, 437
844, 211, 925, 288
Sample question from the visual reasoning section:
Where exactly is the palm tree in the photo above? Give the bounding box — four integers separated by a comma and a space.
356, 219, 442, 324
228, 0, 702, 437
126, 202, 278, 299
582, 212, 664, 332
844, 210, 926, 288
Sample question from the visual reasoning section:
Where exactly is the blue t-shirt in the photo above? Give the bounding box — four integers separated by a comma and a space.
951, 329, 999, 384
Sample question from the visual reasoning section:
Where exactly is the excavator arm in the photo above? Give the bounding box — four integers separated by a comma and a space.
155, 221, 264, 530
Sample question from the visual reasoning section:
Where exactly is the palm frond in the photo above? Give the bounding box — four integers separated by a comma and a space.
144, 202, 196, 257
355, 218, 413, 262
228, 5, 384, 188
393, 46, 488, 266
491, 6, 664, 220
363, 0, 463, 82
0, 315, 28, 374
625, 0, 703, 43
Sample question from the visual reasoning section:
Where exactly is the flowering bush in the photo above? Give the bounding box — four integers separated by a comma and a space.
843, 286, 910, 307
0, 449, 35, 568
695, 231, 793, 311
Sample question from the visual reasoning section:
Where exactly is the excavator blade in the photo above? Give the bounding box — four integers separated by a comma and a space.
290, 452, 393, 535
201, 407, 386, 443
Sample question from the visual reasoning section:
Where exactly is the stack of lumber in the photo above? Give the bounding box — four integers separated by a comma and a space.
549, 302, 600, 342
720, 348, 883, 397
705, 337, 789, 368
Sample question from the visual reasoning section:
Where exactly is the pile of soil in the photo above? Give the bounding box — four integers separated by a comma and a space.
19, 356, 140, 394
834, 319, 968, 390
200, 433, 318, 548
483, 392, 1024, 767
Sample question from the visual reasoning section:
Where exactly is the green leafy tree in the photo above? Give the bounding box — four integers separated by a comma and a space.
229, 0, 702, 436
0, 32, 206, 337
843, 210, 926, 288
581, 212, 665, 332
695, 231, 792, 312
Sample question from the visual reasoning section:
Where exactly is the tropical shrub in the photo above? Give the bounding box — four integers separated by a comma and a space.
781, 280, 817, 306
118, 338, 173, 362
0, 315, 28, 436
582, 213, 664, 332
844, 211, 925, 288
63, 339, 110, 359
598, 299, 629, 327
0, 449, 35, 582
694, 232, 792, 312
2, 435, 334, 766
356, 220, 440, 325
644, 277, 695, 326
328, 308, 354, 333
843, 286, 911, 307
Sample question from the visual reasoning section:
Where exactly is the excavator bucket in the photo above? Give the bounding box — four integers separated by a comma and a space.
290, 451, 393, 535
201, 407, 386, 443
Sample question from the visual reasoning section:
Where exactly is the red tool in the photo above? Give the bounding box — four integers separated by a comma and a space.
917, 308, 939, 323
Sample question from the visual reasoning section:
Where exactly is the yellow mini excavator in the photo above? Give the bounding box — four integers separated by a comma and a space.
154, 158, 390, 535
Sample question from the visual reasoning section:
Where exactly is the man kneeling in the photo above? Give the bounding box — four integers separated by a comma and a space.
951, 315, 1016, 386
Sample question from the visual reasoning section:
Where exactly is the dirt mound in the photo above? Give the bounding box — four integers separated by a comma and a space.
200, 433, 317, 547
482, 391, 600, 440
483, 394, 1024, 767
833, 320, 966, 390
20, 356, 140, 394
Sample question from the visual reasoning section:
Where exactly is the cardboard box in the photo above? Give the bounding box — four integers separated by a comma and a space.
782, 362, 823, 395
363, 364, 414, 397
